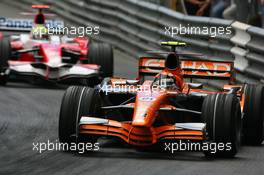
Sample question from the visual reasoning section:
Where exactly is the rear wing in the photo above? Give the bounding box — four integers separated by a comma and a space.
138, 57, 165, 77
181, 59, 234, 80
138, 57, 235, 80
0, 17, 64, 32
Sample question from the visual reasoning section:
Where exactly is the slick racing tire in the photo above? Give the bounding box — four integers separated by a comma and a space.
202, 94, 242, 158
242, 84, 264, 145
0, 36, 11, 85
59, 86, 102, 145
88, 42, 113, 78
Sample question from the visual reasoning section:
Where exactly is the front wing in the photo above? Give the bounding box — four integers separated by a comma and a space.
79, 117, 205, 146
8, 62, 100, 82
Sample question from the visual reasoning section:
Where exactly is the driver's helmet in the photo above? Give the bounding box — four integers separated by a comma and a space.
154, 73, 178, 89
32, 24, 49, 40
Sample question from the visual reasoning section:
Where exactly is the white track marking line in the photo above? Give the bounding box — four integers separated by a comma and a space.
213, 94, 220, 141
75, 87, 86, 140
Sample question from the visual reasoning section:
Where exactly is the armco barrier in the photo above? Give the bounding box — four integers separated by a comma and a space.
4, 0, 264, 86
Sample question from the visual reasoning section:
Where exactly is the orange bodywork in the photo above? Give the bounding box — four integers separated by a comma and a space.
79, 120, 204, 146
79, 56, 245, 147
79, 79, 206, 146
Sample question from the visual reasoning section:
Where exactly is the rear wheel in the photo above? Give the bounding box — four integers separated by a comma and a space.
0, 36, 11, 85
59, 86, 102, 145
87, 42, 113, 78
243, 84, 264, 145
202, 94, 242, 158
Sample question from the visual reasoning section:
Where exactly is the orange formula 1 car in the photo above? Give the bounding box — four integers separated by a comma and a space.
58, 42, 264, 158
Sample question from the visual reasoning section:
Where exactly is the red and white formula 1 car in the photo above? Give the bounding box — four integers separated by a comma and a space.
0, 5, 113, 86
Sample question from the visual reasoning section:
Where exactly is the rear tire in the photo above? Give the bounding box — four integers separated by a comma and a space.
0, 36, 11, 85
243, 84, 264, 145
59, 86, 102, 145
87, 42, 113, 77
202, 94, 242, 158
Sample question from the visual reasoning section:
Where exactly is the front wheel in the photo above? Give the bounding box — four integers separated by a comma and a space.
58, 86, 102, 145
202, 94, 242, 158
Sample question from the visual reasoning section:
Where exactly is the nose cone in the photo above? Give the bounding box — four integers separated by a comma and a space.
41, 44, 62, 67
132, 100, 150, 126
132, 92, 167, 127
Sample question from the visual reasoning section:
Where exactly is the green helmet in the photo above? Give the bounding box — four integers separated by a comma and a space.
32, 24, 49, 40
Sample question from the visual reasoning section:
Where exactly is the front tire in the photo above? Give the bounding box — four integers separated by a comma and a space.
58, 86, 102, 145
202, 94, 242, 158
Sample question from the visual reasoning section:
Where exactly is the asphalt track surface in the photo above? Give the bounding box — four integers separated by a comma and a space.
0, 2, 264, 175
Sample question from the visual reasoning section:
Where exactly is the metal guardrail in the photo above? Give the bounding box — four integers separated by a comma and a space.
5, 0, 264, 86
